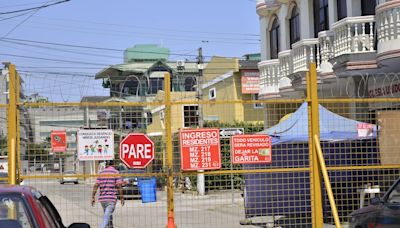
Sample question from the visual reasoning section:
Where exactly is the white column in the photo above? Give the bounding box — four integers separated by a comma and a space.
347, 0, 361, 17
260, 16, 269, 60
279, 4, 289, 51
299, 0, 313, 39
328, 0, 337, 28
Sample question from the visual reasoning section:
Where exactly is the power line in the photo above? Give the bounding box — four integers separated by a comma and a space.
0, 0, 70, 15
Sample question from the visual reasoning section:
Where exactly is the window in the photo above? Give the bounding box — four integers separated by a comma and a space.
313, 0, 329, 37
183, 105, 199, 127
337, 0, 347, 20
149, 78, 164, 94
252, 94, 264, 109
289, 5, 300, 47
184, 77, 196, 91
361, 0, 376, 16
269, 17, 280, 59
122, 79, 140, 96
209, 88, 216, 100
0, 194, 34, 227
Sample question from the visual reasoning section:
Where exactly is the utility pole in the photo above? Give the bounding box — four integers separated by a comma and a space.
196, 47, 205, 196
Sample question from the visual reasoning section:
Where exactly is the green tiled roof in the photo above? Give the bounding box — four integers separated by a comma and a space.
124, 44, 170, 63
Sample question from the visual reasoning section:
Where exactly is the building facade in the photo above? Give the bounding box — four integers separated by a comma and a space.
256, 0, 400, 124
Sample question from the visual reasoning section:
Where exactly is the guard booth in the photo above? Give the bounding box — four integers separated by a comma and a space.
242, 103, 380, 227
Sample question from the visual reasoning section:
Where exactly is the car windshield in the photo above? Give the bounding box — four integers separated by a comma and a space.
0, 193, 34, 228
387, 180, 400, 203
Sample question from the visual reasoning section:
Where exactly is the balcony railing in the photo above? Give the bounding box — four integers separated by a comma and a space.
291, 39, 320, 73
258, 59, 280, 97
278, 50, 292, 78
376, 1, 400, 56
330, 16, 376, 57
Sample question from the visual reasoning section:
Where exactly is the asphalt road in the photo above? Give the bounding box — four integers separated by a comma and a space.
25, 178, 254, 228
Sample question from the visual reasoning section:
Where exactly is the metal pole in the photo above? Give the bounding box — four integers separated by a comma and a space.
6, 63, 17, 185
164, 73, 176, 228
314, 134, 341, 228
197, 47, 205, 196
16, 72, 21, 184
306, 63, 323, 227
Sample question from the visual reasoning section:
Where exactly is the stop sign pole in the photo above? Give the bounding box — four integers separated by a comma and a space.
119, 133, 154, 169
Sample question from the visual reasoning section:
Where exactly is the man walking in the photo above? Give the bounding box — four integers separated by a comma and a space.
92, 160, 124, 228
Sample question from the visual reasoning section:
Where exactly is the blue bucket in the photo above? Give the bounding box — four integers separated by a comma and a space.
138, 177, 157, 203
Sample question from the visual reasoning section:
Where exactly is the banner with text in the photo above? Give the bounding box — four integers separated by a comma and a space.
231, 134, 272, 164
179, 128, 221, 171
77, 129, 114, 161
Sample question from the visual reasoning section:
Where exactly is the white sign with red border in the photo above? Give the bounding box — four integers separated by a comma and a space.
231, 134, 272, 164
180, 128, 221, 171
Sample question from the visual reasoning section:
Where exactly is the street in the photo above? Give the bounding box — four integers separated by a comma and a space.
25, 178, 254, 228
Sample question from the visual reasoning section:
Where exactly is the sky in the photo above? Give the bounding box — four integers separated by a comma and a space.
0, 0, 260, 102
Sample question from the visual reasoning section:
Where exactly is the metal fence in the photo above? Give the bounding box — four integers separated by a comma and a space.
2, 62, 400, 228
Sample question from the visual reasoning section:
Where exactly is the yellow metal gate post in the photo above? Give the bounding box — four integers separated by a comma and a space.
164, 73, 176, 228
6, 63, 17, 185
306, 63, 323, 227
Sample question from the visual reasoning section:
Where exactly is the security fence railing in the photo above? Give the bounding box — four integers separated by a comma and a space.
2, 63, 400, 228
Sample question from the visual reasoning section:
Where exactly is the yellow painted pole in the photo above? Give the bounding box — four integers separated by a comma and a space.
16, 72, 21, 184
164, 73, 176, 228
7, 63, 17, 185
314, 134, 341, 228
306, 63, 323, 227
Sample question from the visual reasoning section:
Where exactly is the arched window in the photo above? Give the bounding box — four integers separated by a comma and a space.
289, 5, 300, 47
184, 77, 196, 91
269, 17, 280, 59
122, 78, 140, 96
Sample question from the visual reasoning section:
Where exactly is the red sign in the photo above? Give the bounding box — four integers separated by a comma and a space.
231, 134, 272, 164
241, 76, 260, 94
119, 133, 154, 168
180, 128, 221, 171
51, 130, 67, 152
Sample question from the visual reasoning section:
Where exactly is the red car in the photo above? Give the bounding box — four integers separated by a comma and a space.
0, 185, 89, 228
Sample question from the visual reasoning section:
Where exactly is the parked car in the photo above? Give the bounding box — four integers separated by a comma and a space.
349, 177, 400, 228
60, 171, 78, 184
0, 184, 89, 228
119, 168, 145, 200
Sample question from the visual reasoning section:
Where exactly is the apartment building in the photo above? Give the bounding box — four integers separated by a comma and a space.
256, 0, 400, 124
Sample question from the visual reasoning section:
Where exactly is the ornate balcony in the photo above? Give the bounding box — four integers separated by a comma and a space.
376, 1, 400, 63
291, 39, 320, 73
256, 0, 281, 17
331, 16, 376, 57
258, 59, 281, 98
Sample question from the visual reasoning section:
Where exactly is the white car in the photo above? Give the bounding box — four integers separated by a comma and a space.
60, 171, 78, 184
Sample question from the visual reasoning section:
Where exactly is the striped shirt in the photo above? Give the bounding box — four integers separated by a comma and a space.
96, 166, 123, 202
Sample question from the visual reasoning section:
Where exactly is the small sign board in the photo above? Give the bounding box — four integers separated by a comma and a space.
77, 129, 114, 161
231, 134, 272, 164
50, 130, 67, 153
219, 128, 244, 139
180, 128, 221, 171
357, 123, 374, 137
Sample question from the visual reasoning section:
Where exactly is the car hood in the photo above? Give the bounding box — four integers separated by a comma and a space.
350, 205, 378, 216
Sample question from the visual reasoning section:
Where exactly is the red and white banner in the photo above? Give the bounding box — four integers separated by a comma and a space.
50, 130, 67, 153
241, 76, 260, 94
179, 128, 221, 171
231, 134, 272, 164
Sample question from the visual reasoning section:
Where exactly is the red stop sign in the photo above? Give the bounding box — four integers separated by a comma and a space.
119, 133, 154, 168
